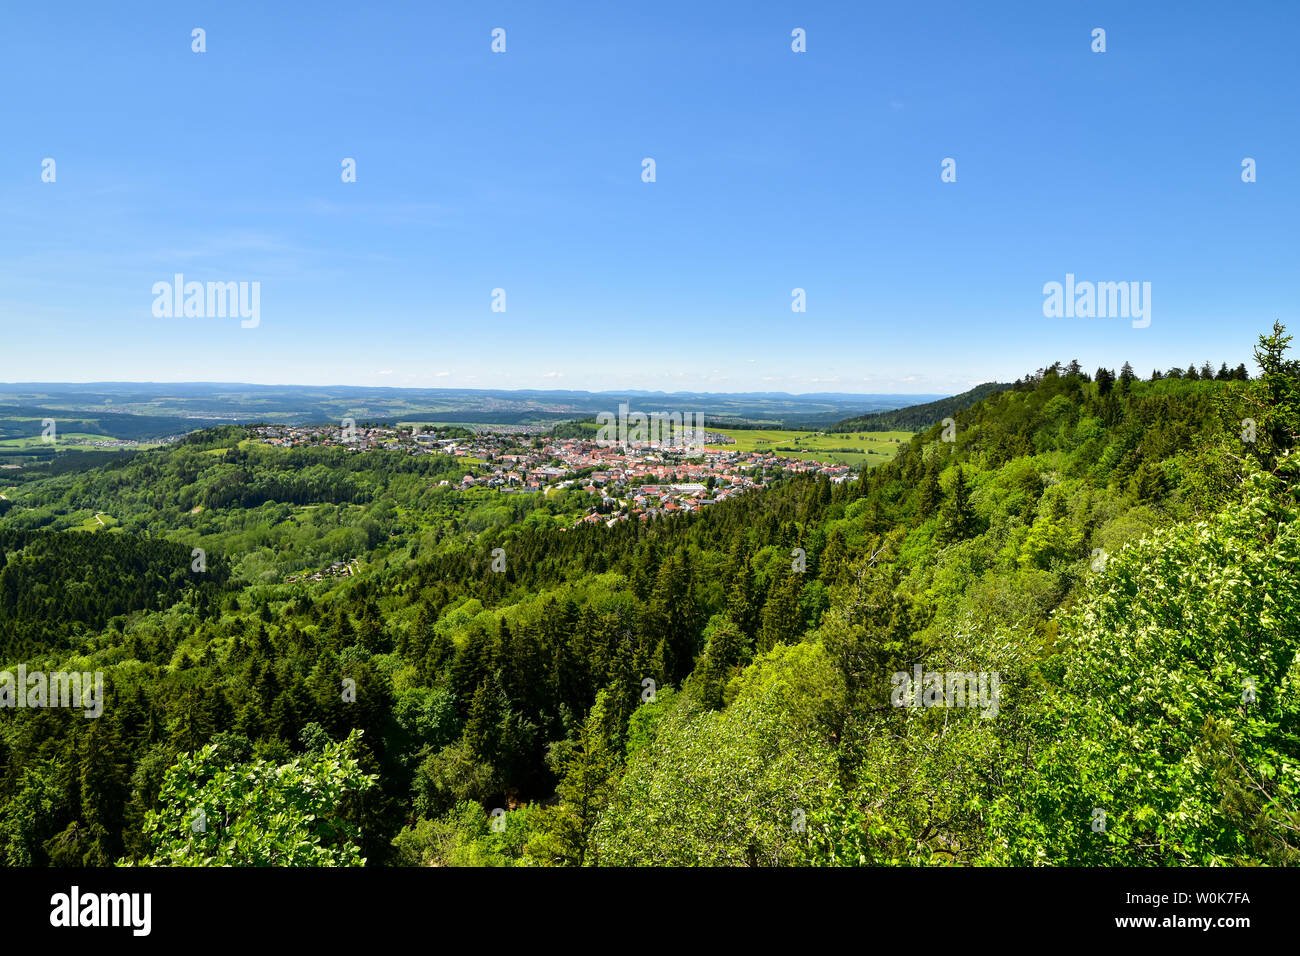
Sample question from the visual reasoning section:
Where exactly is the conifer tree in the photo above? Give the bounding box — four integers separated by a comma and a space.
917, 463, 942, 519
1250, 321, 1300, 468
939, 466, 977, 543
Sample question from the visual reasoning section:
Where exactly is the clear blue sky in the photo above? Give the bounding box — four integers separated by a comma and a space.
1, 1, 1296, 394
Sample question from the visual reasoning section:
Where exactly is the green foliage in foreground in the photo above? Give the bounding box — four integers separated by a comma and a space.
801, 465, 1300, 865
989, 467, 1300, 865
592, 643, 838, 866
135, 729, 375, 866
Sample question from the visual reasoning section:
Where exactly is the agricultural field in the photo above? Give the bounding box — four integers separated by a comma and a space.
0, 433, 133, 450
705, 429, 912, 468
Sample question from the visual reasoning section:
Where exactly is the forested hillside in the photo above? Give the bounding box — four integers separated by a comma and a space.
831, 382, 1009, 432
1, 325, 1297, 867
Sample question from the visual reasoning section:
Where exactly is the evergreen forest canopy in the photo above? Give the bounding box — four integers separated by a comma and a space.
1, 324, 1298, 867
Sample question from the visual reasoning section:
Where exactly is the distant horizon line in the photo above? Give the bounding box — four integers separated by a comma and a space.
0, 381, 964, 399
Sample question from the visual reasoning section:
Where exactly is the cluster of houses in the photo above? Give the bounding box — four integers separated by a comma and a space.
560, 444, 854, 525
55, 434, 186, 449
250, 422, 548, 457
250, 423, 420, 452
247, 422, 856, 524
285, 559, 359, 584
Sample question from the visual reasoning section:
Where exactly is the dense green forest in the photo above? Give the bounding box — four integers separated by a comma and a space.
1, 325, 1297, 866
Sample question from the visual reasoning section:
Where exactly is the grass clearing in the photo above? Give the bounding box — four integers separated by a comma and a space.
705, 429, 911, 467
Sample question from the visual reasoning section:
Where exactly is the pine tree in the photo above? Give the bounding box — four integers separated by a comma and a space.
725, 556, 759, 643
533, 689, 621, 865
692, 617, 747, 709
463, 679, 505, 767
1250, 321, 1300, 466
647, 552, 699, 684
939, 466, 978, 543
917, 463, 942, 519
757, 572, 803, 654
1130, 461, 1167, 501
78, 719, 131, 865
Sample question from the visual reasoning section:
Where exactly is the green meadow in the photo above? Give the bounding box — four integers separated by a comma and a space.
0, 433, 123, 450
705, 429, 911, 468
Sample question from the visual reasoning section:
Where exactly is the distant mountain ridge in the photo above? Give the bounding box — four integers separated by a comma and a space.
0, 383, 946, 432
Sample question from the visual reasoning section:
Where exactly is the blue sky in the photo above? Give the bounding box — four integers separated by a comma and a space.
1, 1, 1296, 394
